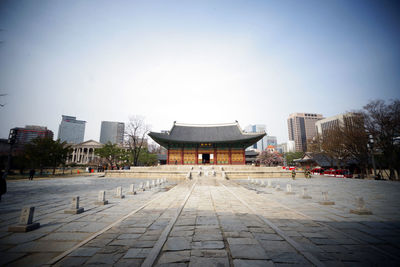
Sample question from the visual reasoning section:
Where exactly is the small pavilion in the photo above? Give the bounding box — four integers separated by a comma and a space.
148, 122, 265, 165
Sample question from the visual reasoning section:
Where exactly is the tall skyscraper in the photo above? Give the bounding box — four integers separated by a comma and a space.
57, 115, 86, 144
287, 113, 323, 152
99, 121, 125, 144
245, 124, 267, 151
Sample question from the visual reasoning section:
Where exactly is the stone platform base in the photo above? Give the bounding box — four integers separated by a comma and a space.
64, 208, 84, 214
127, 192, 137, 195
319, 201, 335, 205
114, 195, 125, 199
301, 196, 312, 199
8, 222, 40, 232
285, 192, 295, 195
95, 200, 108, 205
350, 209, 372, 215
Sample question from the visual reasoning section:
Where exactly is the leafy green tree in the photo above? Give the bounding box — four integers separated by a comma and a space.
49, 140, 72, 175
284, 152, 304, 166
94, 142, 123, 168
138, 148, 158, 166
24, 137, 71, 175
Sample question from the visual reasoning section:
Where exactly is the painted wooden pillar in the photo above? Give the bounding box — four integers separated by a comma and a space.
167, 147, 169, 165
243, 149, 246, 165
181, 147, 184, 165
214, 147, 217, 165
195, 146, 198, 165
229, 148, 232, 165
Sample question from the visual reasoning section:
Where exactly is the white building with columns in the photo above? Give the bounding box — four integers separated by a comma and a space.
67, 140, 104, 165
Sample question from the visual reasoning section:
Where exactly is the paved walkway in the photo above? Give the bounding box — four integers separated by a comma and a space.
0, 176, 399, 266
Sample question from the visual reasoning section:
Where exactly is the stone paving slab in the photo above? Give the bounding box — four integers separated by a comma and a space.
1, 174, 399, 266
0, 176, 176, 266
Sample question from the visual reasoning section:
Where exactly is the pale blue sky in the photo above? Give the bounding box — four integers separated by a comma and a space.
1, 0, 399, 144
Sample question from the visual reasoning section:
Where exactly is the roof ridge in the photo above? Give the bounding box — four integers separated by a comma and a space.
174, 122, 238, 127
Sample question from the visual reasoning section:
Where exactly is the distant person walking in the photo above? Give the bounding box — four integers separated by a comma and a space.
0, 171, 6, 201
29, 169, 35, 180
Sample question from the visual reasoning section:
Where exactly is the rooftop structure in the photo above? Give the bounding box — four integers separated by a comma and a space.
148, 122, 265, 165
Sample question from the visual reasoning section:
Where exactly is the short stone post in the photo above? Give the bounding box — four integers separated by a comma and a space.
319, 191, 335, 205
127, 184, 136, 195
261, 180, 265, 187
95, 190, 108, 205
8, 206, 40, 232
151, 180, 156, 188
222, 171, 227, 180
114, 186, 125, 199
139, 182, 144, 191
275, 184, 282, 191
186, 172, 192, 179
285, 184, 295, 195
146, 181, 150, 189
301, 188, 312, 199
65, 196, 84, 214
350, 197, 372, 215
267, 180, 272, 188
198, 171, 202, 177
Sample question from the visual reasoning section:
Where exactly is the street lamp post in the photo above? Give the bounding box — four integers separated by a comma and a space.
367, 134, 377, 178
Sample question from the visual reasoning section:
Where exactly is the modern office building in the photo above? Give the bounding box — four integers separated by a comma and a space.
244, 124, 267, 151
287, 113, 323, 152
315, 112, 359, 136
99, 121, 125, 144
277, 141, 296, 153
57, 115, 86, 144
9, 125, 54, 149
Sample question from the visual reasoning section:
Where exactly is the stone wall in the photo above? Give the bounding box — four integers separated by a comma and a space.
104, 165, 300, 180
104, 170, 188, 181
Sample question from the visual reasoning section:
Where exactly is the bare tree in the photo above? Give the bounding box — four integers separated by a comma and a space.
363, 99, 400, 180
320, 126, 351, 169
341, 113, 369, 178
125, 115, 150, 166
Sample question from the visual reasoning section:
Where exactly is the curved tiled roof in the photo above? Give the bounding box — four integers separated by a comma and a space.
148, 122, 265, 146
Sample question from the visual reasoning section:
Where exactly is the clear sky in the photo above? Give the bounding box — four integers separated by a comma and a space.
1, 0, 399, 144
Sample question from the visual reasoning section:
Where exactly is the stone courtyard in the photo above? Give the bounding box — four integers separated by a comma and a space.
0, 173, 399, 266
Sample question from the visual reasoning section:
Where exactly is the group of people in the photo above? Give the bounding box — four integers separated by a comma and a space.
291, 168, 312, 179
